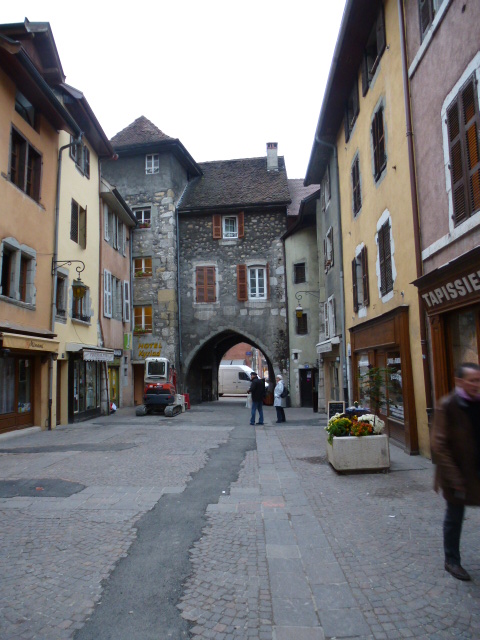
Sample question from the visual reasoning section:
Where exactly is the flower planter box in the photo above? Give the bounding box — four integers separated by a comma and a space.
326, 433, 390, 472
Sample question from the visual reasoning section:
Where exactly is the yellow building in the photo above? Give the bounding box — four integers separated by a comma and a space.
307, 0, 428, 454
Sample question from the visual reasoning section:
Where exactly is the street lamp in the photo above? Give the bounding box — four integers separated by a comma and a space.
52, 259, 87, 300
295, 290, 320, 318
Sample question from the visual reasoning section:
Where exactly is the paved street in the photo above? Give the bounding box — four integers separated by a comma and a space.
0, 399, 479, 639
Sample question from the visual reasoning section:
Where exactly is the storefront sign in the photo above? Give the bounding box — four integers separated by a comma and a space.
1, 332, 59, 353
83, 349, 114, 362
113, 349, 123, 357
317, 341, 333, 354
137, 341, 162, 359
416, 258, 480, 316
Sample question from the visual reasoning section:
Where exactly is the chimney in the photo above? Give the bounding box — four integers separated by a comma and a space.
266, 142, 278, 172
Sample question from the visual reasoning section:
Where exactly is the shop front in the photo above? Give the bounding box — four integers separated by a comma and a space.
349, 307, 418, 453
317, 337, 343, 412
0, 331, 59, 434
66, 344, 114, 422
414, 247, 480, 401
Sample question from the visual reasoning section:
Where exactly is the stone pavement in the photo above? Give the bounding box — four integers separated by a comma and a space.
0, 401, 479, 639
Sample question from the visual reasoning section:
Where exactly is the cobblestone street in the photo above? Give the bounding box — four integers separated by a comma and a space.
0, 401, 479, 639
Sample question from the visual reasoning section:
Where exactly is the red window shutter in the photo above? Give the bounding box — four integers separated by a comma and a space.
266, 263, 270, 300
205, 266, 216, 302
462, 80, 480, 215
238, 212, 244, 238
448, 97, 468, 225
362, 246, 370, 306
196, 267, 205, 302
237, 264, 247, 301
213, 214, 222, 239
352, 258, 359, 313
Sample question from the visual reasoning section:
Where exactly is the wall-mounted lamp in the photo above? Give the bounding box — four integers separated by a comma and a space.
295, 290, 320, 318
52, 259, 87, 300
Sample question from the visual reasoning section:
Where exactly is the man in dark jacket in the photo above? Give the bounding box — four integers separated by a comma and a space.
248, 372, 265, 425
431, 362, 480, 581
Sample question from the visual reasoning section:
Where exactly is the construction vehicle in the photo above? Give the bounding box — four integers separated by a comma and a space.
135, 356, 184, 417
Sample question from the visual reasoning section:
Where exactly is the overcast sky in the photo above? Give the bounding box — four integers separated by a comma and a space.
4, 1, 347, 179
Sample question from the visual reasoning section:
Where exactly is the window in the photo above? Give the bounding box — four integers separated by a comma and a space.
10, 128, 41, 201
0, 240, 35, 304
352, 155, 362, 215
55, 273, 68, 318
296, 312, 308, 335
71, 200, 87, 248
135, 208, 151, 228
248, 266, 267, 300
320, 166, 331, 211
294, 262, 306, 284
362, 5, 386, 96
372, 106, 387, 182
324, 227, 334, 272
134, 306, 152, 333
72, 288, 90, 322
196, 266, 216, 303
213, 213, 244, 239
223, 216, 238, 239
324, 295, 336, 338
134, 257, 153, 277
419, 0, 445, 40
352, 246, 370, 312
15, 91, 36, 128
146, 154, 159, 174
378, 220, 393, 296
345, 82, 359, 142
446, 74, 480, 226
104, 270, 112, 318
69, 136, 90, 178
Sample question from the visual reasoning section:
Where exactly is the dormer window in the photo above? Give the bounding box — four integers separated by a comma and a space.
146, 154, 159, 174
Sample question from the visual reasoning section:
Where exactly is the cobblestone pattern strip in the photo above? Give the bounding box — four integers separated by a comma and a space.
278, 427, 480, 640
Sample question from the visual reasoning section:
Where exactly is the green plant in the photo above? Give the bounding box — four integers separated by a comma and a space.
359, 366, 397, 429
325, 414, 352, 444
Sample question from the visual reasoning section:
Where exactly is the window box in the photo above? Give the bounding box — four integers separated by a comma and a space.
133, 326, 149, 335
134, 270, 150, 278
138, 222, 151, 229
326, 433, 390, 472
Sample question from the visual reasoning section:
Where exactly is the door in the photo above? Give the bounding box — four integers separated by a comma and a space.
299, 369, 313, 407
109, 366, 119, 408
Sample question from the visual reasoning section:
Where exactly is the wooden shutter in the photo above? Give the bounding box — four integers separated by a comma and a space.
324, 302, 330, 339
213, 214, 222, 239
70, 200, 78, 242
237, 264, 248, 301
379, 222, 392, 296
266, 263, 270, 300
462, 78, 480, 217
104, 269, 112, 317
196, 266, 216, 302
372, 108, 386, 180
238, 212, 244, 238
330, 297, 336, 336
361, 246, 370, 306
376, 4, 386, 59
352, 257, 359, 313
84, 146, 90, 178
123, 281, 130, 323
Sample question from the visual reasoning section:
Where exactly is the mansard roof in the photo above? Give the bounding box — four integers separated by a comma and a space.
110, 116, 174, 148
178, 156, 291, 212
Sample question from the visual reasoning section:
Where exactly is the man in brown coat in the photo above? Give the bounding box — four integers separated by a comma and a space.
431, 362, 480, 581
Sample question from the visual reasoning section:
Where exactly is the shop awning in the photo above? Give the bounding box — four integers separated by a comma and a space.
0, 332, 59, 353
66, 343, 114, 362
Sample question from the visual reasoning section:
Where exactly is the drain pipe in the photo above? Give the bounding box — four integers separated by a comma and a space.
397, 0, 433, 430
175, 182, 189, 391
48, 134, 83, 430
314, 134, 349, 405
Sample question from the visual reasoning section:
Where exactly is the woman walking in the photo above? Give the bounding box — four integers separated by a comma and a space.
274, 374, 287, 423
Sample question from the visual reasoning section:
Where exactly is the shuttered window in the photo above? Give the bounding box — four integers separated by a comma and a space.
345, 81, 360, 143
123, 281, 131, 323
378, 221, 393, 296
237, 264, 248, 301
352, 155, 362, 215
446, 75, 480, 227
352, 246, 370, 313
419, 0, 445, 40
104, 270, 112, 318
213, 212, 244, 239
372, 106, 386, 181
196, 266, 216, 303
362, 5, 386, 96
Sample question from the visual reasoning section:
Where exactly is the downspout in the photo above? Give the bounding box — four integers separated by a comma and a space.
175, 181, 189, 392
48, 134, 83, 430
97, 181, 109, 416
397, 0, 433, 427
314, 135, 349, 405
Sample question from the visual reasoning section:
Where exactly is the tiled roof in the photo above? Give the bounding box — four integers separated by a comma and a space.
287, 179, 319, 217
178, 156, 290, 211
110, 116, 174, 148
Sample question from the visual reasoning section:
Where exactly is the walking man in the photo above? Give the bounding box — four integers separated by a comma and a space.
431, 362, 480, 581
248, 371, 265, 425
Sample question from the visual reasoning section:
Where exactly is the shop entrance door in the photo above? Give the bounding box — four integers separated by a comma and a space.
299, 369, 313, 407
109, 367, 119, 408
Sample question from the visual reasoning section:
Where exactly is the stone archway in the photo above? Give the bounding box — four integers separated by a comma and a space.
181, 328, 285, 404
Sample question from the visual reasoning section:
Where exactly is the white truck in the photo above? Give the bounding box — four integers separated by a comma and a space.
218, 364, 254, 396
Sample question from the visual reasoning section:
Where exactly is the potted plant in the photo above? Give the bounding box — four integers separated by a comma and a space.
325, 411, 390, 472
133, 325, 149, 335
